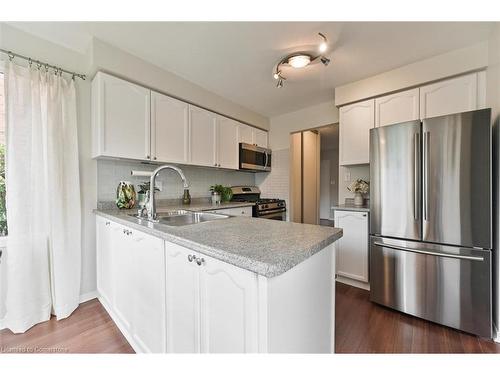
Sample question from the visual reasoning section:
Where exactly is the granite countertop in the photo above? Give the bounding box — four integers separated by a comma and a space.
331, 204, 370, 213
94, 208, 342, 278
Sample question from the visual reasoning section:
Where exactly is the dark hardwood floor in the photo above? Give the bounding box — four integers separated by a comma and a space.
1, 284, 499, 354
0, 299, 134, 353
335, 282, 500, 353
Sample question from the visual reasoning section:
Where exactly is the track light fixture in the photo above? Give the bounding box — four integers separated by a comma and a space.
272, 32, 331, 88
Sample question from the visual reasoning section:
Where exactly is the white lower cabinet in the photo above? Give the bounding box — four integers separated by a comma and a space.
96, 217, 165, 353
96, 216, 114, 306
165, 242, 258, 353
96, 216, 335, 353
165, 242, 200, 353
199, 251, 259, 353
334, 210, 369, 283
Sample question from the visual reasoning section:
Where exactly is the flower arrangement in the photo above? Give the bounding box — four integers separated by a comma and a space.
347, 179, 369, 194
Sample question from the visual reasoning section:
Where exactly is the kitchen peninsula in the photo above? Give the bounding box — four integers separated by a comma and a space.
94, 206, 342, 353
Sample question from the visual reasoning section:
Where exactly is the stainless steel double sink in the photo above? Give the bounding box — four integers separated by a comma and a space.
129, 209, 230, 227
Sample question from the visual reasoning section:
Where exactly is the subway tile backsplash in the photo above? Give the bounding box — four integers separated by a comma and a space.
97, 159, 255, 203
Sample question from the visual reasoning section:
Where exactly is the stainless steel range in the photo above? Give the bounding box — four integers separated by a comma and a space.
231, 186, 286, 220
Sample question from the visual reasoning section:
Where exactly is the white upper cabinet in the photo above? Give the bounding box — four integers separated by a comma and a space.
189, 105, 217, 167
339, 99, 375, 165
239, 124, 254, 145
419, 72, 479, 119
217, 116, 239, 169
254, 128, 268, 148
92, 71, 267, 169
334, 210, 369, 282
375, 88, 420, 127
92, 72, 151, 160
239, 124, 268, 148
151, 91, 189, 164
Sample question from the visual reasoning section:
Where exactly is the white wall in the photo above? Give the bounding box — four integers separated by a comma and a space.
487, 23, 500, 343
268, 101, 339, 151
335, 41, 489, 106
89, 39, 269, 130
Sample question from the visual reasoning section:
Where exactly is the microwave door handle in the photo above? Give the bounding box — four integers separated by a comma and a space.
264, 151, 269, 169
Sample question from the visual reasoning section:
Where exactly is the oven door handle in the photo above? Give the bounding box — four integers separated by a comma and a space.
258, 208, 286, 215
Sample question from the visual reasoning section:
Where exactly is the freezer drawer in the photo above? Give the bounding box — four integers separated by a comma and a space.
370, 236, 492, 338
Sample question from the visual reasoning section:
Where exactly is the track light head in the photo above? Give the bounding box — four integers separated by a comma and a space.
318, 32, 328, 53
320, 56, 330, 66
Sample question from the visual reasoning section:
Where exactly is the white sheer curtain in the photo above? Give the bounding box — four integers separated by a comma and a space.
0, 61, 81, 333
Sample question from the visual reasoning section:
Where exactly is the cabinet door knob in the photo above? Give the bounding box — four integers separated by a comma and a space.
153, 157, 157, 160
188, 254, 194, 262
146, 155, 150, 159
196, 258, 205, 266
105, 221, 110, 226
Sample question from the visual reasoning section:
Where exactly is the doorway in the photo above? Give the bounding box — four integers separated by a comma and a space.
289, 123, 339, 226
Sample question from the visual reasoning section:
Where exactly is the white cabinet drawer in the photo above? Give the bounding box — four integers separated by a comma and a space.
209, 206, 253, 217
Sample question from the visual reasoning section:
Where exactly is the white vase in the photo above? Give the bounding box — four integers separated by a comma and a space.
354, 192, 364, 206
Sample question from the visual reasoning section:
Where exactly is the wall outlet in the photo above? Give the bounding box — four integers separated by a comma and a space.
344, 170, 351, 182
155, 181, 163, 191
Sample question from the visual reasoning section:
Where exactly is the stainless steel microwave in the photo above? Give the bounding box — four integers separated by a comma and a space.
239, 143, 272, 172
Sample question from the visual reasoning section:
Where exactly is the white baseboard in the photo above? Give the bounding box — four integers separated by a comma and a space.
79, 291, 98, 304
335, 275, 370, 291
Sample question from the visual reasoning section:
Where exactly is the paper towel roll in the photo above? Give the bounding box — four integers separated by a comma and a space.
131, 170, 153, 177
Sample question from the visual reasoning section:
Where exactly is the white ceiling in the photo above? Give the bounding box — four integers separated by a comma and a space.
7, 22, 494, 117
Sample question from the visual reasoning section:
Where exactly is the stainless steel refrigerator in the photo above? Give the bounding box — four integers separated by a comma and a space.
369, 108, 492, 338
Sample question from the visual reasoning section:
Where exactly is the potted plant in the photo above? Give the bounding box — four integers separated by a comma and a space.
347, 179, 369, 206
210, 184, 233, 204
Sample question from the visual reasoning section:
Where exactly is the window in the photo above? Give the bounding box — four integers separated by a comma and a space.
0, 72, 6, 236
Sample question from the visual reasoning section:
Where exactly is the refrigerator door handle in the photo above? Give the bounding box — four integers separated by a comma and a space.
373, 241, 484, 261
423, 131, 430, 221
414, 132, 419, 221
